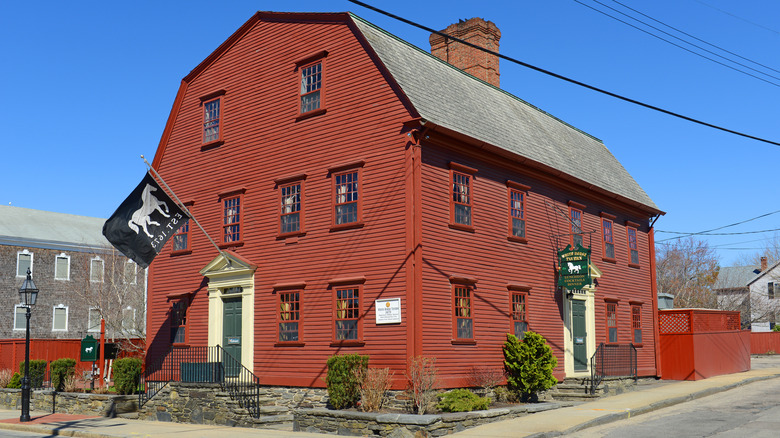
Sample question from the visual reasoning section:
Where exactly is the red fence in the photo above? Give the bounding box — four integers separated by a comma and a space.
0, 338, 143, 378
750, 332, 780, 355
658, 309, 750, 381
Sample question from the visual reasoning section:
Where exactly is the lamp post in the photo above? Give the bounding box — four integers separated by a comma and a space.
18, 267, 38, 422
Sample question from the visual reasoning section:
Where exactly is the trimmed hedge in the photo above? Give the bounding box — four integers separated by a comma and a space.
50, 358, 77, 391
18, 360, 47, 388
325, 354, 369, 409
113, 358, 143, 395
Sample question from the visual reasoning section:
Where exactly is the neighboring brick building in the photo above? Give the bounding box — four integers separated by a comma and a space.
0, 206, 146, 340
146, 11, 663, 388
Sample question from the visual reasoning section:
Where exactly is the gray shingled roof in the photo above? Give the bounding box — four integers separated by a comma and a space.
714, 265, 761, 290
0, 205, 110, 252
351, 14, 660, 213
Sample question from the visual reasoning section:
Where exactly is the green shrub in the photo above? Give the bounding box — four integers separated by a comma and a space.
18, 360, 47, 388
113, 357, 143, 395
503, 331, 558, 402
50, 358, 77, 391
7, 372, 21, 389
773, 325, 780, 332
325, 354, 369, 409
436, 388, 490, 412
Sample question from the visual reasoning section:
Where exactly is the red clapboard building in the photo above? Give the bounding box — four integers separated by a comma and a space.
147, 11, 664, 388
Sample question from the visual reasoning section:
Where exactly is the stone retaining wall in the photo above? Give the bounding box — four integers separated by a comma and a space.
294, 403, 563, 437
0, 388, 137, 417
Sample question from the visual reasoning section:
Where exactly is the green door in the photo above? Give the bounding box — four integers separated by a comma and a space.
223, 297, 242, 377
572, 300, 588, 371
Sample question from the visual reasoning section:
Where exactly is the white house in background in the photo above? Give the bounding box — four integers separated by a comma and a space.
714, 257, 780, 331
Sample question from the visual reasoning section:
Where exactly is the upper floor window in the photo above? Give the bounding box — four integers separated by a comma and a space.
173, 219, 190, 252
601, 218, 615, 260
278, 290, 302, 342
14, 305, 27, 331
570, 207, 583, 247
123, 261, 137, 285
335, 286, 361, 341
511, 291, 528, 340
90, 257, 104, 283
507, 181, 530, 242
88, 308, 101, 333
627, 225, 639, 266
769, 282, 776, 300
280, 182, 303, 235
55, 253, 70, 280
300, 62, 323, 114
122, 307, 137, 333
203, 98, 221, 143
334, 170, 360, 226
606, 301, 617, 343
53, 305, 68, 331
453, 284, 474, 340
449, 162, 477, 231
223, 196, 242, 243
17, 250, 32, 277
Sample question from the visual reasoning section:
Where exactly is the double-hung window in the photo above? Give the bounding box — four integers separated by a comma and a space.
17, 251, 32, 277
606, 301, 618, 343
14, 305, 27, 331
329, 161, 364, 229
203, 98, 220, 143
631, 304, 642, 344
627, 223, 640, 266
511, 291, 528, 339
55, 253, 70, 280
88, 308, 101, 333
90, 257, 104, 283
53, 305, 68, 331
600, 214, 615, 261
453, 284, 474, 340
769, 282, 776, 300
300, 62, 323, 114
223, 196, 241, 243
173, 219, 190, 252
335, 286, 361, 342
280, 182, 303, 234
171, 299, 188, 344
449, 162, 477, 231
569, 204, 584, 247
507, 181, 530, 242
278, 290, 302, 342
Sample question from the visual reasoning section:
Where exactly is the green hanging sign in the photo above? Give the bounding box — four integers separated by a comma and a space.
558, 244, 592, 290
80, 335, 99, 362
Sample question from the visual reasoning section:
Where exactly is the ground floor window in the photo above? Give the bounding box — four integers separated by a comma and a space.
632, 304, 642, 344
171, 299, 188, 344
453, 284, 474, 340
335, 286, 361, 341
511, 291, 528, 339
278, 290, 301, 342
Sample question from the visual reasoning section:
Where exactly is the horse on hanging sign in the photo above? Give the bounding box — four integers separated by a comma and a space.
567, 262, 582, 274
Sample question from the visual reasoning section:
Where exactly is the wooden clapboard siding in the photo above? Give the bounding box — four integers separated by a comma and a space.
149, 15, 413, 387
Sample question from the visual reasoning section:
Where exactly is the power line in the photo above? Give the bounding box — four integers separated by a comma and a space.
656, 209, 780, 242
695, 0, 780, 36
658, 228, 780, 237
611, 0, 780, 76
346, 0, 780, 147
576, 0, 780, 85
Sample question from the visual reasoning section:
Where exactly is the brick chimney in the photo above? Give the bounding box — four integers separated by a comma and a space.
430, 18, 501, 87
761, 256, 768, 271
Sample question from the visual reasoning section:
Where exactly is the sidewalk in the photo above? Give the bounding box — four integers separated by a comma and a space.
0, 364, 778, 438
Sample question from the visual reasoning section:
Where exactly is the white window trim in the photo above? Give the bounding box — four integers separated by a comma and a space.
122, 306, 136, 332
124, 261, 137, 285
16, 250, 33, 278
87, 308, 101, 333
55, 252, 71, 281
13, 304, 28, 331
52, 304, 69, 332
90, 257, 104, 283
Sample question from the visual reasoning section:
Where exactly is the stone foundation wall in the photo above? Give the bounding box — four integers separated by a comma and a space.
0, 388, 137, 417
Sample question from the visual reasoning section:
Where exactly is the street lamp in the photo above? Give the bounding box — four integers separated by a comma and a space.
18, 267, 38, 422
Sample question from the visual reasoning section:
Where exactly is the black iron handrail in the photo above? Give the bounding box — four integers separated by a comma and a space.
139, 345, 260, 417
590, 343, 637, 394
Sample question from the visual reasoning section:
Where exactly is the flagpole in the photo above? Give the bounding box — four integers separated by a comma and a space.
141, 155, 230, 264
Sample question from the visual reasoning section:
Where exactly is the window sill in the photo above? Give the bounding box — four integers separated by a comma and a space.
200, 140, 224, 151
451, 339, 476, 345
632, 343, 644, 348
296, 108, 327, 122
507, 235, 528, 244
218, 241, 244, 249
628, 263, 641, 269
171, 249, 192, 257
172, 343, 190, 349
330, 341, 365, 347
277, 231, 306, 240
602, 257, 617, 264
275, 342, 305, 347
330, 222, 364, 232
449, 223, 475, 233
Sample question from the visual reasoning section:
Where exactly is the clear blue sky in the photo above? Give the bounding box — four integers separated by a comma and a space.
2, 0, 778, 266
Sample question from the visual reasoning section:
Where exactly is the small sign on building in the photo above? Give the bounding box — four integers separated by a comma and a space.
375, 298, 402, 324
80, 335, 99, 362
558, 244, 592, 290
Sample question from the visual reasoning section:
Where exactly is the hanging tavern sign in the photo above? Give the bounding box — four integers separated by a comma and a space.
557, 244, 592, 290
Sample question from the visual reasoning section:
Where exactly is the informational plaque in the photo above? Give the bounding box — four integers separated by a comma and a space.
375, 298, 402, 324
